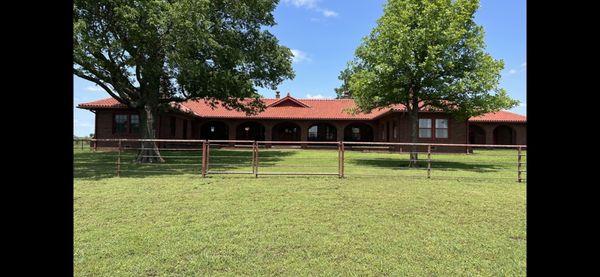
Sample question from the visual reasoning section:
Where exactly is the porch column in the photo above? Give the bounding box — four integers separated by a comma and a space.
186, 119, 192, 139
514, 124, 527, 145
484, 124, 496, 145
264, 121, 273, 148
228, 121, 237, 146
336, 123, 345, 142
299, 122, 308, 148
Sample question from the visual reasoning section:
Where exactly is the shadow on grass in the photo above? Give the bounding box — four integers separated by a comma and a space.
348, 158, 508, 173
74, 149, 295, 180
75, 148, 515, 179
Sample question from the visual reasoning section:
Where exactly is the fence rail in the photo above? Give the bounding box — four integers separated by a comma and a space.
74, 138, 527, 182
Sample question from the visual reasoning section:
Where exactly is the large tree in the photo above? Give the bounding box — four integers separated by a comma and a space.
343, 0, 518, 163
74, 0, 294, 162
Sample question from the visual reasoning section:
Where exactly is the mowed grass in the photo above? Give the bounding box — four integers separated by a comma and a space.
74, 147, 526, 276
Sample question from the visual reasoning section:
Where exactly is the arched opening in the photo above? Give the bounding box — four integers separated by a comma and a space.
272, 122, 301, 141
236, 121, 265, 141
200, 121, 229, 140
469, 125, 486, 144
307, 123, 337, 141
493, 125, 515, 145
344, 123, 374, 142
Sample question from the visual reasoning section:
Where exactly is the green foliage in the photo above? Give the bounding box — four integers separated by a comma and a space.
74, 0, 295, 114
334, 66, 354, 99
344, 0, 518, 119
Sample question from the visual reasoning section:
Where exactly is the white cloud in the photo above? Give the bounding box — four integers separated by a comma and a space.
283, 0, 339, 18
321, 9, 338, 17
290, 49, 311, 63
284, 0, 318, 8
85, 85, 105, 92
306, 93, 329, 99
508, 69, 518, 75
521, 62, 526, 68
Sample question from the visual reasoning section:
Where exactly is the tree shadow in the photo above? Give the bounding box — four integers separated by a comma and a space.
347, 158, 508, 173
74, 148, 295, 180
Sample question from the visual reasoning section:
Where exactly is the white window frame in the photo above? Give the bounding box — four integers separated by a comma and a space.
418, 118, 432, 138
435, 119, 449, 139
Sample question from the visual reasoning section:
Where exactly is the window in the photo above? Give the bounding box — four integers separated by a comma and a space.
352, 127, 361, 140
418, 118, 432, 138
435, 119, 448, 138
130, 115, 140, 133
308, 126, 318, 140
170, 117, 177, 137
325, 126, 335, 140
308, 124, 336, 141
114, 114, 128, 134
284, 127, 297, 133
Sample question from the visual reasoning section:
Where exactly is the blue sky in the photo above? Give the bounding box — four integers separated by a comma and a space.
74, 0, 526, 136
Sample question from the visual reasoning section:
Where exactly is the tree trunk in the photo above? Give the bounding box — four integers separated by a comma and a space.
135, 104, 165, 163
408, 108, 419, 167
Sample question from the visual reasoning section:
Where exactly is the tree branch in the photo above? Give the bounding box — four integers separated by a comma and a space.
74, 69, 130, 106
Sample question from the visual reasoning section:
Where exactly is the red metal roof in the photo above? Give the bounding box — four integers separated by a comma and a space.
78, 97, 526, 122
468, 110, 526, 123
179, 98, 394, 120
77, 98, 128, 109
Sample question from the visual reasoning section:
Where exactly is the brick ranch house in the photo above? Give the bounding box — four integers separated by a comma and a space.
78, 92, 526, 150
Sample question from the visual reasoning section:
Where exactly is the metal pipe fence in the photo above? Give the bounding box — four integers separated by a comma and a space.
74, 139, 527, 182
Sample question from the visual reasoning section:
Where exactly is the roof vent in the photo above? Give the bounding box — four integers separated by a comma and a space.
275, 91, 280, 99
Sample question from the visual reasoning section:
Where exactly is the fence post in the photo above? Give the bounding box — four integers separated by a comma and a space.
253, 141, 259, 178
81, 139, 84, 150
206, 141, 210, 172
252, 141, 255, 176
201, 141, 207, 177
117, 139, 122, 177
338, 141, 345, 178
197, 142, 202, 175
338, 142, 341, 178
427, 145, 431, 179
517, 146, 522, 183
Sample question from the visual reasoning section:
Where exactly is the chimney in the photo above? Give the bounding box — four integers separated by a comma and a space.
342, 90, 350, 99
287, 91, 291, 97
275, 91, 280, 99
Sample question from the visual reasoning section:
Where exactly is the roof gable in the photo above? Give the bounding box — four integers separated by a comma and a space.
267, 95, 310, 108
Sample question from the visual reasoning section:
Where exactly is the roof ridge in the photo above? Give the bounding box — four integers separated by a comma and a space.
498, 109, 526, 116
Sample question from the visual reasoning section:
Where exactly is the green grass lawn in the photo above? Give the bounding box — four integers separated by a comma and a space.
74, 147, 526, 276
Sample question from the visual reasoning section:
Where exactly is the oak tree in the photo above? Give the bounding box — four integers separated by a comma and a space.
74, 0, 294, 162
343, 0, 518, 163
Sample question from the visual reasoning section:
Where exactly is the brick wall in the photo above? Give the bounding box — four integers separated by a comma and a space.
90, 108, 524, 151
372, 112, 469, 152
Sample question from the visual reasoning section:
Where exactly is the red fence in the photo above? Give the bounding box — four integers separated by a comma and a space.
74, 139, 527, 182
